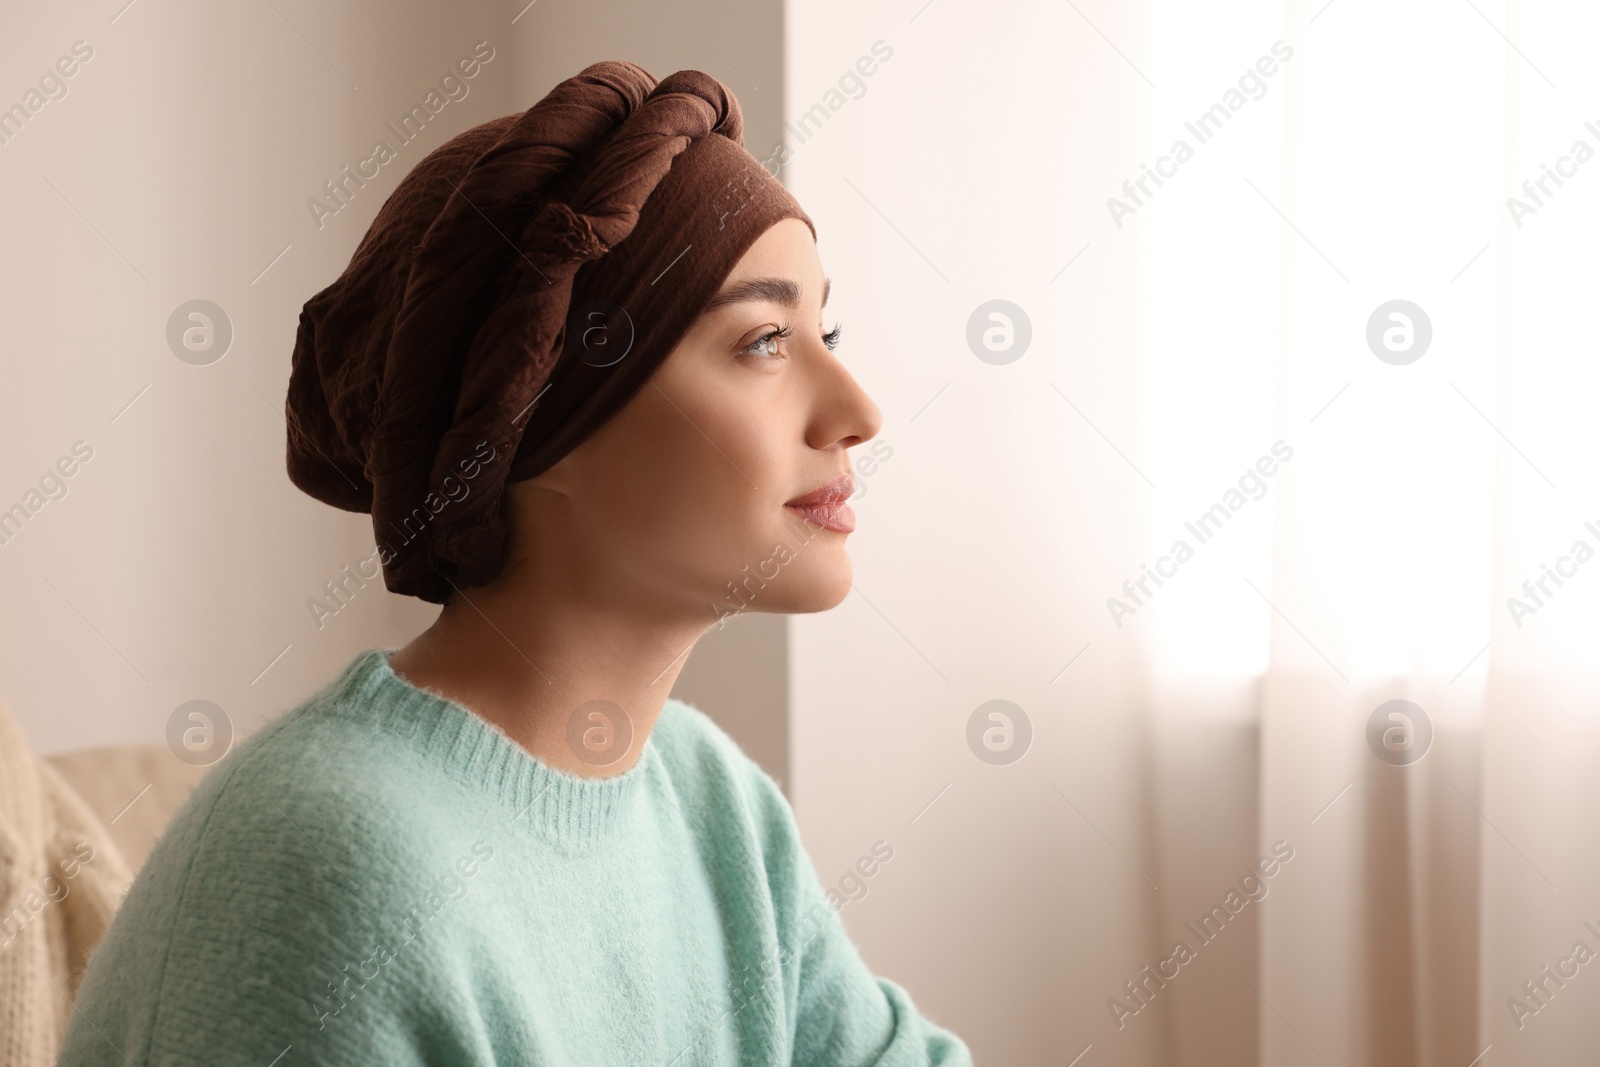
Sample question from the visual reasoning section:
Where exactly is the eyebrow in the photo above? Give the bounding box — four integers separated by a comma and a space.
704, 275, 830, 312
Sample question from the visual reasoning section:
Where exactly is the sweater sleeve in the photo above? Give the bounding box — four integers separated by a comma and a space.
724, 751, 974, 1066
785, 860, 975, 1066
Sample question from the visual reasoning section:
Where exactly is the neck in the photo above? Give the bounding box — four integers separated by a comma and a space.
387, 566, 712, 780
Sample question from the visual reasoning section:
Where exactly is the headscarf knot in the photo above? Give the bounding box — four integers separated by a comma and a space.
528, 201, 608, 262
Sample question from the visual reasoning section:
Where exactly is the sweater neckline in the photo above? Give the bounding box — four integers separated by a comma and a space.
329, 647, 659, 849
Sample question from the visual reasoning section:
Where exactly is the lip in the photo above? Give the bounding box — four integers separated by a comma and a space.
783, 472, 856, 533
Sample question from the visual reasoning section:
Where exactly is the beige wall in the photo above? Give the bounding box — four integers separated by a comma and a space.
782, 2, 1150, 1060
0, 0, 790, 784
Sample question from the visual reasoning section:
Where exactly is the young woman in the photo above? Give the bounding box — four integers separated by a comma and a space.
58, 61, 973, 1065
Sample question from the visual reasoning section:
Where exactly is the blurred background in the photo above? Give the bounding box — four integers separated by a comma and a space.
4, 0, 1599, 1063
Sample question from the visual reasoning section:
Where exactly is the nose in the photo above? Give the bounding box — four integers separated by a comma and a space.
803, 342, 883, 454
812, 367, 889, 454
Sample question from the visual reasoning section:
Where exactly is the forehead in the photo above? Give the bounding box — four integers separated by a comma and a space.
726, 217, 819, 277
708, 219, 826, 309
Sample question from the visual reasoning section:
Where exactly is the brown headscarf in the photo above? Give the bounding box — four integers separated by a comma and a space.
285, 61, 813, 604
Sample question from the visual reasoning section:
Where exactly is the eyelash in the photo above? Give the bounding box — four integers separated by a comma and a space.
742, 323, 844, 360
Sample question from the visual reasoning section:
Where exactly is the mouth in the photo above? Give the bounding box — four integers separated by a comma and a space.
784, 473, 856, 534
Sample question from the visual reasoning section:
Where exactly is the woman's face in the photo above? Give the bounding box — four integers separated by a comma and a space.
509, 217, 883, 622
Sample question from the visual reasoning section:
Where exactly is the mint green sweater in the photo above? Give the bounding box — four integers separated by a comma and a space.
58, 648, 972, 1066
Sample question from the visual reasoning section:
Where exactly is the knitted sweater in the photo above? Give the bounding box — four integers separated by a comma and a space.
0, 692, 133, 1067
57, 648, 973, 1066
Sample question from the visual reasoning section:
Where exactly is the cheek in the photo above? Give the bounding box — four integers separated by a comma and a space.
582, 379, 785, 575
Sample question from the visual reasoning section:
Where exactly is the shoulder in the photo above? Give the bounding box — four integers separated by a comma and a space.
162, 656, 453, 864
124, 665, 463, 940
111, 649, 486, 974
653, 697, 783, 803
63, 653, 490, 1060
653, 697, 807, 867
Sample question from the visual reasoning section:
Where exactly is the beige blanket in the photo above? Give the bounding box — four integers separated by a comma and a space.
0, 696, 132, 1067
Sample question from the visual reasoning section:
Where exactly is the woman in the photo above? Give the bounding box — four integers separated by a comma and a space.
58, 61, 973, 1065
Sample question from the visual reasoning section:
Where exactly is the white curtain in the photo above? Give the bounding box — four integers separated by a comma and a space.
787, 0, 1600, 1062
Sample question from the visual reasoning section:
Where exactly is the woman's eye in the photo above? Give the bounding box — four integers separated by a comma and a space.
822, 323, 842, 351
743, 326, 790, 360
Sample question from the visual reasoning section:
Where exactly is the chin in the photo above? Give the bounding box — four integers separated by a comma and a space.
778, 545, 855, 613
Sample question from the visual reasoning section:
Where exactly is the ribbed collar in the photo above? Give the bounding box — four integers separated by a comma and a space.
320, 647, 658, 850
